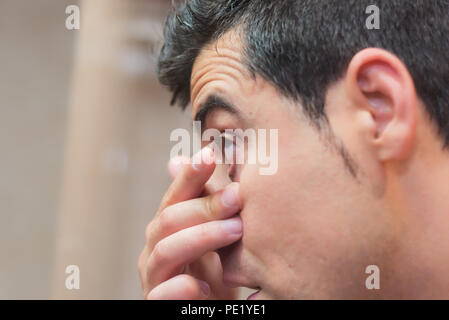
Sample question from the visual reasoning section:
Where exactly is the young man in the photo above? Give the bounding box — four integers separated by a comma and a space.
138, 0, 449, 299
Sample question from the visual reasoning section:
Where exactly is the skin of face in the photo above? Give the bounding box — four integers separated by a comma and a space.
189, 30, 449, 299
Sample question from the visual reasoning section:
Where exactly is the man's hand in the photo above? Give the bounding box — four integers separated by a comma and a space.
138, 147, 242, 299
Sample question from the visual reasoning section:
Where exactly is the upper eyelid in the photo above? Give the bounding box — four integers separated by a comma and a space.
194, 96, 241, 130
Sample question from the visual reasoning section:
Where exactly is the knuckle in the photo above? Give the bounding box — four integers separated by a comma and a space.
202, 196, 214, 220
137, 250, 147, 275
137, 254, 143, 275
161, 187, 176, 207
198, 223, 212, 242
145, 220, 155, 243
158, 207, 173, 232
151, 241, 169, 265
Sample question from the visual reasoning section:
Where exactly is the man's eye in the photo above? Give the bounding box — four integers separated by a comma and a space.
222, 135, 236, 164
214, 132, 239, 181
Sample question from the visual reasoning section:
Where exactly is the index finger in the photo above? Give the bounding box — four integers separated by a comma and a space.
158, 146, 215, 213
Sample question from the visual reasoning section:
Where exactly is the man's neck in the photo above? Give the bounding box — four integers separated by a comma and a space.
386, 143, 449, 298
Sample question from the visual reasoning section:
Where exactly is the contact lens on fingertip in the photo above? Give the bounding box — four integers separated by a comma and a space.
192, 146, 215, 171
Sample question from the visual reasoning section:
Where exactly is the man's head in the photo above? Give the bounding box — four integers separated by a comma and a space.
158, 0, 449, 298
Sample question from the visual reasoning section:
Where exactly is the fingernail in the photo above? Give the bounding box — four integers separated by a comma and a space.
221, 218, 243, 235
199, 280, 210, 296
221, 183, 240, 208
192, 147, 214, 171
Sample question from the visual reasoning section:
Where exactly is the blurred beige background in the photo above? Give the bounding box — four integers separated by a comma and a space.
0, 0, 189, 299
0, 0, 251, 299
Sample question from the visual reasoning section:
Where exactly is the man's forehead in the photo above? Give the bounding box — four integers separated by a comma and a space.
195, 30, 243, 62
190, 30, 247, 115
190, 31, 244, 83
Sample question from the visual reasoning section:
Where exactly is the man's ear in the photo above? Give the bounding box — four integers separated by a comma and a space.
344, 48, 417, 161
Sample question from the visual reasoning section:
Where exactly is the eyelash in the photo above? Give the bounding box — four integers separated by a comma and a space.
216, 132, 239, 181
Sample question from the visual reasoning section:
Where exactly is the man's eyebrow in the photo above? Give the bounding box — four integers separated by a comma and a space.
194, 95, 240, 129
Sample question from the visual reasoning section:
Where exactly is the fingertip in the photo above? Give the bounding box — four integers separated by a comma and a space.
191, 146, 215, 172
168, 156, 189, 179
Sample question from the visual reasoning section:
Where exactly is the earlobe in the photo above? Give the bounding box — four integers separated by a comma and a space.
345, 48, 417, 162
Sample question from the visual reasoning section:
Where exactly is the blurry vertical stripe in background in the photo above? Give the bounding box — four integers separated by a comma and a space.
0, 0, 188, 299
50, 0, 191, 299
0, 0, 252, 300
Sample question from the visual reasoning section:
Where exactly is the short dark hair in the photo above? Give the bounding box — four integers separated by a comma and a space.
158, 0, 449, 146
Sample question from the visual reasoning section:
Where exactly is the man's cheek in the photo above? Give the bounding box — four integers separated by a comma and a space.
238, 165, 273, 240
239, 165, 286, 241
